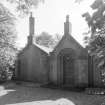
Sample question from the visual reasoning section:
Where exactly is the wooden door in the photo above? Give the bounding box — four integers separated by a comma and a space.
63, 54, 74, 86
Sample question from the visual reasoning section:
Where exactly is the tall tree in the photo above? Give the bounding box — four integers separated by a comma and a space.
0, 3, 17, 81
82, 0, 105, 85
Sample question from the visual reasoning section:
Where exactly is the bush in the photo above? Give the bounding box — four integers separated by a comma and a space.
0, 65, 14, 83
0, 70, 8, 82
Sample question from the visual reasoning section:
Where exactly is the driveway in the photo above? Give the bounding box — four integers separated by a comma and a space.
0, 82, 105, 105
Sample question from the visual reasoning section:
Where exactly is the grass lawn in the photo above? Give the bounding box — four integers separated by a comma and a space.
0, 82, 105, 105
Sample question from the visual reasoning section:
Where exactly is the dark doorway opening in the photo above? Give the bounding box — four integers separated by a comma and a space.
57, 48, 76, 87
63, 54, 74, 86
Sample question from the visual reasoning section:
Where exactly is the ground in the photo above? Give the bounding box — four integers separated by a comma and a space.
0, 82, 105, 105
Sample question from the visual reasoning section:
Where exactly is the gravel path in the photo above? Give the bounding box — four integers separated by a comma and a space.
0, 82, 105, 105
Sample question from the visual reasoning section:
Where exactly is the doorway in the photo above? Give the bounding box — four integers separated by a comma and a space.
63, 54, 74, 86
57, 48, 75, 87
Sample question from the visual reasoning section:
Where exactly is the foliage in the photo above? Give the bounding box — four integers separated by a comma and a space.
53, 33, 62, 47
75, 0, 85, 4
81, 0, 105, 85
6, 0, 44, 15
88, 22, 105, 85
0, 3, 17, 82
82, 0, 105, 34
36, 32, 62, 48
36, 32, 54, 48
82, 0, 105, 55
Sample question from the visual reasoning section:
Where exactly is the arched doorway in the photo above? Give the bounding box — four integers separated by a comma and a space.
57, 48, 76, 87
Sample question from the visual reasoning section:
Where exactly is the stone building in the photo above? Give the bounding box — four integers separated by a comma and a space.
16, 13, 49, 83
49, 15, 88, 88
16, 13, 102, 88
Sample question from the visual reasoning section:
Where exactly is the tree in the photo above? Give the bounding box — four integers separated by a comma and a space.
82, 0, 105, 85
53, 33, 62, 47
82, 0, 105, 35
36, 32, 54, 48
36, 32, 62, 48
82, 0, 105, 52
75, 0, 85, 4
6, 0, 44, 15
0, 3, 17, 81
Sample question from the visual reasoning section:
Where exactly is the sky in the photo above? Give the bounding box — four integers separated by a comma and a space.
1, 0, 95, 48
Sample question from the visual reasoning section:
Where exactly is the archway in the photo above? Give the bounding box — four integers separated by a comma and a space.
57, 48, 76, 86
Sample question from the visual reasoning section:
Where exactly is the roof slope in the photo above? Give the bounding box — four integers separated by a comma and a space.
53, 33, 85, 52
18, 42, 53, 56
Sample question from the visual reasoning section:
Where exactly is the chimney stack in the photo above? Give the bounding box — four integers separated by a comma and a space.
28, 12, 35, 45
29, 12, 35, 36
64, 15, 72, 35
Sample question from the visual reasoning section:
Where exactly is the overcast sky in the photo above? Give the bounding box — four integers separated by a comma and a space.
1, 0, 95, 48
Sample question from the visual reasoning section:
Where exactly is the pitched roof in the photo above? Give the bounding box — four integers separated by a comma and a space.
35, 43, 53, 54
18, 42, 53, 56
53, 33, 85, 52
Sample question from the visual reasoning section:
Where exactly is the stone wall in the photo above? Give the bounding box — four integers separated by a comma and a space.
16, 45, 49, 84
75, 59, 88, 87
